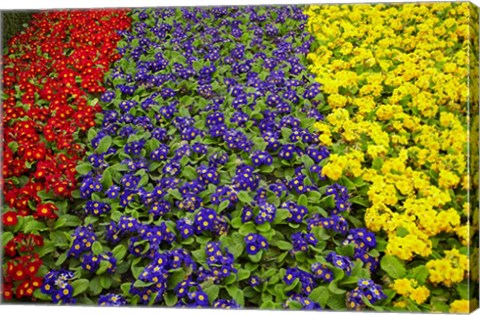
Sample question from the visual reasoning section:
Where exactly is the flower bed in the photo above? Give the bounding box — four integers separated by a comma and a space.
46, 6, 385, 309
1, 3, 478, 313
2, 9, 131, 301
306, 2, 477, 313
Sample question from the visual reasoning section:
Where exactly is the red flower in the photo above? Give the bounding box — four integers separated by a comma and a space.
2, 211, 18, 226
30, 277, 43, 289
35, 203, 57, 218
2, 283, 13, 300
4, 240, 17, 257
11, 265, 27, 281
25, 261, 40, 277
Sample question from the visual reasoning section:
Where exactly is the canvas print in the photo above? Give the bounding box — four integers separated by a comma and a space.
0, 2, 479, 313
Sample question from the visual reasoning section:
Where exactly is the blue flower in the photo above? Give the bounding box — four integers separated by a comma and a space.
98, 293, 127, 306
347, 279, 386, 310
326, 183, 351, 214
41, 270, 76, 304
311, 263, 334, 283
255, 201, 276, 224
150, 144, 169, 161
251, 150, 273, 167
326, 252, 353, 275
106, 185, 120, 199
68, 226, 97, 258
213, 299, 241, 309
291, 232, 317, 252
84, 200, 111, 216
245, 233, 268, 255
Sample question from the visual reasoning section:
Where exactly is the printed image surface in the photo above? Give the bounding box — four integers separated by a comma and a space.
1, 3, 478, 313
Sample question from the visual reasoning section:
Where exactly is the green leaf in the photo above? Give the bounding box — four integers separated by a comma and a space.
8, 141, 18, 153
182, 165, 197, 181
336, 243, 355, 257
112, 244, 127, 261
23, 220, 46, 233
218, 200, 230, 212
33, 290, 50, 301
226, 285, 244, 306
99, 275, 113, 290
276, 241, 293, 251
231, 217, 243, 229
89, 276, 103, 296
396, 226, 409, 237
97, 136, 112, 154
168, 269, 186, 288
192, 248, 206, 262
55, 253, 67, 266
256, 222, 271, 232
76, 163, 92, 175
164, 292, 178, 306
260, 300, 278, 309
37, 241, 56, 257
327, 293, 346, 310
96, 260, 111, 275
238, 222, 257, 236
288, 301, 303, 310
1, 231, 14, 247
204, 284, 220, 303
120, 283, 131, 296
456, 281, 470, 300
298, 194, 308, 207
249, 251, 263, 263
408, 265, 429, 284
309, 286, 329, 308
168, 189, 183, 200
273, 209, 291, 223
276, 251, 289, 263
238, 191, 253, 204
328, 279, 346, 294
372, 158, 383, 171
350, 196, 369, 207
92, 241, 103, 256
72, 279, 89, 296
87, 128, 98, 142
134, 279, 153, 288
101, 168, 114, 188
237, 269, 251, 281
380, 255, 406, 279
53, 215, 82, 229
361, 295, 384, 311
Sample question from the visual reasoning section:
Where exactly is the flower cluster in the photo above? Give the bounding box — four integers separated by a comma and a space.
199, 242, 237, 283
81, 252, 117, 274
291, 232, 317, 253
392, 278, 430, 305
98, 293, 127, 306
245, 234, 269, 255
344, 228, 379, 272
347, 279, 387, 311
3, 253, 43, 300
40, 270, 76, 304
68, 225, 98, 258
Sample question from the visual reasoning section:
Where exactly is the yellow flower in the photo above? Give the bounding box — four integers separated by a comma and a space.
392, 278, 413, 296
393, 300, 408, 309
409, 286, 430, 305
327, 93, 348, 108
449, 300, 471, 313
